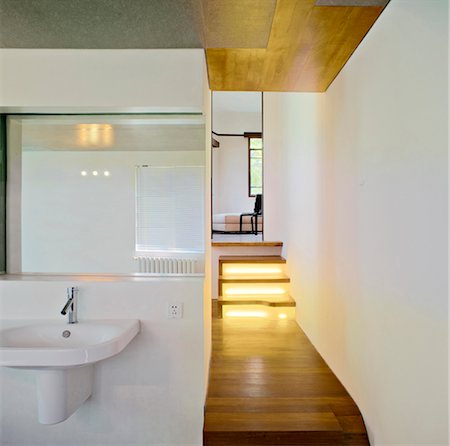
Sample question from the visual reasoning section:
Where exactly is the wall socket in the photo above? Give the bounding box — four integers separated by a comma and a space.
167, 303, 183, 319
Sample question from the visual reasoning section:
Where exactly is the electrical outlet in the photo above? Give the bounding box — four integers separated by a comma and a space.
167, 303, 183, 319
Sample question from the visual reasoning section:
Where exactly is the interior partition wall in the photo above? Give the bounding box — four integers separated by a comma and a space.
0, 115, 5, 273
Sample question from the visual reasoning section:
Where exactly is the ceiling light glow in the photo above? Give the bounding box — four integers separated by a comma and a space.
76, 123, 114, 148
81, 171, 87, 176
92, 171, 98, 176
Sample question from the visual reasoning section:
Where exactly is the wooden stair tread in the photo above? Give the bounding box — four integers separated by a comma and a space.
212, 241, 283, 247
204, 411, 343, 432
203, 431, 345, 445
219, 255, 286, 263
219, 275, 290, 283
218, 295, 296, 307
205, 396, 361, 414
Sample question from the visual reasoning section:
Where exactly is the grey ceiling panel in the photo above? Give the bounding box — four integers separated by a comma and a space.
0, 0, 203, 48
201, 0, 276, 48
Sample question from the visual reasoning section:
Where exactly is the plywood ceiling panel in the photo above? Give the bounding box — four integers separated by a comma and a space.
206, 0, 387, 92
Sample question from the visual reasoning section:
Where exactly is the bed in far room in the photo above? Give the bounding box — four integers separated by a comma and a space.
212, 213, 263, 234
213, 194, 263, 234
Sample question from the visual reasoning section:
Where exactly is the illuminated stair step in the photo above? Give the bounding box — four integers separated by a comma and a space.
220, 304, 296, 320
218, 296, 295, 319
219, 256, 286, 270
221, 282, 290, 297
218, 295, 296, 306
221, 263, 286, 276
219, 256, 287, 276
217, 255, 295, 320
219, 275, 290, 283
219, 255, 286, 263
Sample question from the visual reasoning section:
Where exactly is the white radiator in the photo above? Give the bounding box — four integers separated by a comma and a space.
135, 256, 197, 274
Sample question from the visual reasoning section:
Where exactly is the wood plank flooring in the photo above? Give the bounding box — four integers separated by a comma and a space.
204, 302, 369, 446
212, 241, 283, 247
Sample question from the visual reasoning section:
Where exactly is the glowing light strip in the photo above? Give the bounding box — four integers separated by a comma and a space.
225, 311, 268, 318
224, 288, 286, 295
223, 267, 283, 275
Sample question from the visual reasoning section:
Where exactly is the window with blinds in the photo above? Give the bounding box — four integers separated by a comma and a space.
135, 166, 204, 253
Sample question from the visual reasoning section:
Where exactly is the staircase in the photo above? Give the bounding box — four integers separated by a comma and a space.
217, 255, 296, 320
205, 252, 370, 446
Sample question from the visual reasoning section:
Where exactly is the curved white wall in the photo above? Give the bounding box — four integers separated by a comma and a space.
264, 1, 448, 444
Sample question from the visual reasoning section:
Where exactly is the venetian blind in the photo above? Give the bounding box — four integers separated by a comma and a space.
135, 166, 204, 252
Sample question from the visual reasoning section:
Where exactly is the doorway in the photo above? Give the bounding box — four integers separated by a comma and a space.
211, 92, 263, 242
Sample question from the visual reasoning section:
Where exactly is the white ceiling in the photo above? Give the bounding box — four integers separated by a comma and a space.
212, 92, 262, 114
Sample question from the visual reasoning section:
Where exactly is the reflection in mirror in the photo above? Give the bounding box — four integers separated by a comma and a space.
211, 92, 263, 242
8, 115, 205, 274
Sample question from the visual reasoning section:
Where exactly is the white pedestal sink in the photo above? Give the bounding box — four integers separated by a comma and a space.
0, 319, 140, 424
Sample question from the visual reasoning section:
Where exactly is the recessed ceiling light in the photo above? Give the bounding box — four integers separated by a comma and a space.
81, 171, 87, 176
104, 171, 110, 177
92, 171, 98, 176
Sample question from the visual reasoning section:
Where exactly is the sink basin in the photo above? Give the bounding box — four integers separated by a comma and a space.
0, 319, 140, 424
0, 319, 140, 368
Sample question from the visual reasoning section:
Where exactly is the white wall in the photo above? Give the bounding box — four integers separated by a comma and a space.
213, 136, 256, 214
0, 49, 204, 112
212, 110, 261, 215
448, 1, 450, 436
0, 276, 204, 446
213, 111, 262, 135
21, 150, 204, 274
264, 1, 448, 445
202, 68, 212, 393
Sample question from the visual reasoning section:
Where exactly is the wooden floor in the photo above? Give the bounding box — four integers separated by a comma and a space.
212, 234, 264, 243
212, 241, 283, 247
204, 302, 369, 446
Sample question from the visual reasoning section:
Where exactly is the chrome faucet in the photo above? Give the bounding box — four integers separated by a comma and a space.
61, 287, 78, 324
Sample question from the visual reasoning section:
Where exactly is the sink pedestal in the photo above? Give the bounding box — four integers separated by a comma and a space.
36, 365, 94, 424
1, 318, 140, 424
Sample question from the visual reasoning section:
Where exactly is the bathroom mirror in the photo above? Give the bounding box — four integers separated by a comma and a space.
211, 92, 263, 242
7, 114, 205, 274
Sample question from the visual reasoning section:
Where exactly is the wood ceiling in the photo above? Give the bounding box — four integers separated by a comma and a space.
204, 0, 388, 92
1, 0, 389, 92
